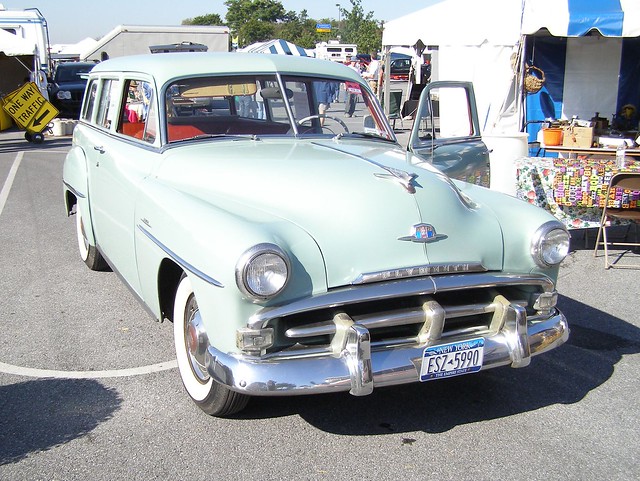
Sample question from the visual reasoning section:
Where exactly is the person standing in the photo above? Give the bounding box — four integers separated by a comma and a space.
344, 56, 362, 117
362, 52, 380, 95
314, 81, 336, 126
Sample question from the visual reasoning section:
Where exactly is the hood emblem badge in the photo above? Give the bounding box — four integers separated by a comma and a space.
398, 223, 447, 243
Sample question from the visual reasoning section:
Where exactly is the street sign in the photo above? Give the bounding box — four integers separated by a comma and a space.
316, 23, 332, 32
2, 82, 59, 132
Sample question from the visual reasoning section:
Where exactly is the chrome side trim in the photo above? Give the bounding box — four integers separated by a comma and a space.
137, 224, 224, 288
63, 181, 85, 199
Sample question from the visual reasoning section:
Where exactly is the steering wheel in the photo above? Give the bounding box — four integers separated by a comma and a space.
297, 114, 350, 133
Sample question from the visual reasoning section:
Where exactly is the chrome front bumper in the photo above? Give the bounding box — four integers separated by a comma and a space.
205, 309, 568, 396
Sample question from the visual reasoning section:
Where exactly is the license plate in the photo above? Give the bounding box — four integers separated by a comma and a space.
420, 338, 484, 381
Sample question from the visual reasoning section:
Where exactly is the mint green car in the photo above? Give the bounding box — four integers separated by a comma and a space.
63, 53, 570, 417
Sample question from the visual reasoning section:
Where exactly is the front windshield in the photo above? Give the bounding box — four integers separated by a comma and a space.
164, 74, 394, 143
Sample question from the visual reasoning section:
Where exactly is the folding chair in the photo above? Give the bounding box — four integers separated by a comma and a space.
593, 172, 640, 268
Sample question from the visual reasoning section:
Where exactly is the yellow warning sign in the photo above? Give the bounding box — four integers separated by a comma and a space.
2, 82, 59, 132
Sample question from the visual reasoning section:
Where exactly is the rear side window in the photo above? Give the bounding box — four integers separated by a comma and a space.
117, 79, 157, 143
80, 80, 98, 122
95, 79, 121, 130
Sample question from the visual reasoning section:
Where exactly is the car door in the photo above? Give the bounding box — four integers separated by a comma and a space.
407, 81, 490, 187
85, 76, 158, 295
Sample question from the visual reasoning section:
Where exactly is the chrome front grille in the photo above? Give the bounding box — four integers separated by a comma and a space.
251, 273, 556, 359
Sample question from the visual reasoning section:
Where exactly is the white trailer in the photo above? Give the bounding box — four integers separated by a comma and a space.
0, 6, 51, 101
315, 41, 357, 63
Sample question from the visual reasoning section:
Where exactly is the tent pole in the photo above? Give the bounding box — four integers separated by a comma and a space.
383, 45, 390, 117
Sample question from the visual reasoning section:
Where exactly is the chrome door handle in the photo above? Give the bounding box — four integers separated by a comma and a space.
93, 145, 105, 154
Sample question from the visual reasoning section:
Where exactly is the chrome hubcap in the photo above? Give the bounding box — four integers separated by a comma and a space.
184, 296, 209, 383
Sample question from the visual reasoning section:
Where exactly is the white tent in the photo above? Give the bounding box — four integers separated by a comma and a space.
381, 0, 522, 133
381, 0, 640, 135
238, 39, 311, 56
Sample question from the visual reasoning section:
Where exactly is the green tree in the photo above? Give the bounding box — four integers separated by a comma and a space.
182, 13, 224, 26
338, 0, 382, 54
275, 10, 329, 49
225, 0, 287, 47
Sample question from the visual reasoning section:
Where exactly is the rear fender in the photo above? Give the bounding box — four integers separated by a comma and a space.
62, 145, 96, 245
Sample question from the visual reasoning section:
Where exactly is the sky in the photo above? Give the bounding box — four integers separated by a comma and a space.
1, 1, 422, 44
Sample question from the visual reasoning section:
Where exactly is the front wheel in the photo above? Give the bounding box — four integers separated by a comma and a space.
173, 275, 249, 417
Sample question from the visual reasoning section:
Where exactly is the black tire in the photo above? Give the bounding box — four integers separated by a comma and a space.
75, 203, 108, 271
173, 275, 249, 417
32, 132, 44, 144
24, 132, 32, 142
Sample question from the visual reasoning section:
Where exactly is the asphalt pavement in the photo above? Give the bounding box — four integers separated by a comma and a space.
0, 126, 638, 480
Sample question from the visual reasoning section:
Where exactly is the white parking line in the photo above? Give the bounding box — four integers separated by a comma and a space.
0, 360, 178, 379
1, 150, 178, 380
0, 151, 23, 216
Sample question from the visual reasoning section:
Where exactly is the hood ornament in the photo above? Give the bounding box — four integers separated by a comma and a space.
374, 167, 418, 193
398, 223, 447, 243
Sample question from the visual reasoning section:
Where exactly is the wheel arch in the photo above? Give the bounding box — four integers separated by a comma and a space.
157, 258, 184, 323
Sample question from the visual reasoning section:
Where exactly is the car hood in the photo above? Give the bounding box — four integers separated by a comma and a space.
50, 81, 86, 91
158, 138, 504, 287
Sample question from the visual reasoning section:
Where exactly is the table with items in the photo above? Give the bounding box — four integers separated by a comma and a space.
514, 156, 640, 229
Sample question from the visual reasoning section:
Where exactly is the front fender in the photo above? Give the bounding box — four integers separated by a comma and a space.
134, 181, 328, 353
456, 181, 564, 281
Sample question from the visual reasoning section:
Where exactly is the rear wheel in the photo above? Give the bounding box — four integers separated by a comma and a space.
173, 275, 249, 416
75, 203, 108, 271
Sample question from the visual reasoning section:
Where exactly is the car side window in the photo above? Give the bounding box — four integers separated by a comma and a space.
118, 79, 156, 143
418, 86, 474, 140
95, 78, 121, 130
81, 80, 98, 122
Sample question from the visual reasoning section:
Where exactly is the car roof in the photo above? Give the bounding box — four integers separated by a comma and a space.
89, 52, 363, 86
55, 61, 96, 69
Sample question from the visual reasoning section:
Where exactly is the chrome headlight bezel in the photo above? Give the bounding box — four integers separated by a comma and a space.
56, 90, 72, 100
531, 221, 570, 267
235, 243, 290, 301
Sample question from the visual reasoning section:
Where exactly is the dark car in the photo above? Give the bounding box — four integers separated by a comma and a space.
48, 62, 95, 118
390, 54, 412, 81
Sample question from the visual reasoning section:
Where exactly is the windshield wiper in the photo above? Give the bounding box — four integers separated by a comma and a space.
336, 132, 397, 143
170, 133, 252, 144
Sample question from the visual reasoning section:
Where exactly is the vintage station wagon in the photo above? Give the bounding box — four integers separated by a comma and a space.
63, 53, 569, 416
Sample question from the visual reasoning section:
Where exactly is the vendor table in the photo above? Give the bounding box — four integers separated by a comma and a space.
543, 146, 640, 158
515, 157, 640, 229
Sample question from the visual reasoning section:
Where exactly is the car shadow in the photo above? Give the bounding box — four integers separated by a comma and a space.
0, 135, 72, 154
0, 378, 122, 465
236, 294, 640, 433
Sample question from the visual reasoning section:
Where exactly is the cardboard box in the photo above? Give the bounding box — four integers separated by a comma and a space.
562, 125, 594, 148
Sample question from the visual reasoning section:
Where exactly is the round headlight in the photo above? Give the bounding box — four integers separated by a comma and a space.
236, 244, 290, 301
531, 222, 570, 267
57, 90, 72, 100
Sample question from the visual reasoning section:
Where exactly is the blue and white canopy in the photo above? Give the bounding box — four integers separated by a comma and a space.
238, 39, 311, 56
521, 0, 640, 38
